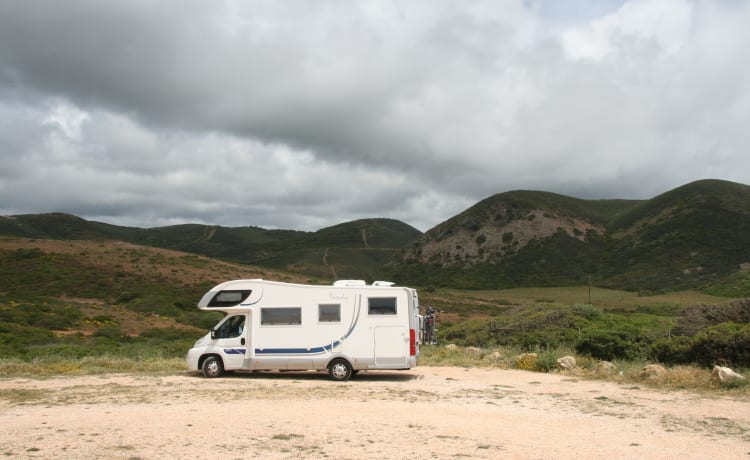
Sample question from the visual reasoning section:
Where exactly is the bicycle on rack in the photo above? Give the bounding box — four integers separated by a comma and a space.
421, 306, 440, 345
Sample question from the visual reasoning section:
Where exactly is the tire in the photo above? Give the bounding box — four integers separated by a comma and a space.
201, 356, 224, 378
328, 359, 352, 381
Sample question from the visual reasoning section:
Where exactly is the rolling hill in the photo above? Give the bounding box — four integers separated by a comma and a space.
2, 179, 749, 293
393, 179, 750, 292
0, 214, 421, 281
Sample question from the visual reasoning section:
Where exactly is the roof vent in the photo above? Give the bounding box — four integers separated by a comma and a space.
372, 281, 395, 287
333, 280, 367, 287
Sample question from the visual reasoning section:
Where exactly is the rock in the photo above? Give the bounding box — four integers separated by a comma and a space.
639, 364, 667, 379
557, 356, 576, 370
464, 346, 482, 355
596, 361, 616, 374
444, 344, 458, 352
711, 366, 745, 384
486, 351, 502, 361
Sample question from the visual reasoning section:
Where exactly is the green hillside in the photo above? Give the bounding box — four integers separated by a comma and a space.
0, 214, 421, 282
393, 179, 750, 294
603, 180, 750, 291
2, 237, 747, 369
2, 179, 749, 294
0, 238, 310, 361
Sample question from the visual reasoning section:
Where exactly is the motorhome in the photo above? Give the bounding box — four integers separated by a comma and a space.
186, 279, 421, 381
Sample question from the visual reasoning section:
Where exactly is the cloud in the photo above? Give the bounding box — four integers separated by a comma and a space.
1, 0, 749, 232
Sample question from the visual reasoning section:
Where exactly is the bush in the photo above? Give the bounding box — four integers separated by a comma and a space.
575, 328, 646, 360
534, 350, 559, 372
93, 326, 125, 341
139, 327, 202, 341
650, 336, 693, 364
690, 322, 750, 367
514, 353, 538, 370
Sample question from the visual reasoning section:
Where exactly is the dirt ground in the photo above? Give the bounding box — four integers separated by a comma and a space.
1, 366, 749, 459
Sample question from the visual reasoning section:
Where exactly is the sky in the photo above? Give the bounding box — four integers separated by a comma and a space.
1, 0, 749, 232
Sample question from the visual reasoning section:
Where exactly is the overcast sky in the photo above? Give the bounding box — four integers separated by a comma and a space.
1, 0, 748, 232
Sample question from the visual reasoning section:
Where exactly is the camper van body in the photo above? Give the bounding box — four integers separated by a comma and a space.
186, 279, 420, 380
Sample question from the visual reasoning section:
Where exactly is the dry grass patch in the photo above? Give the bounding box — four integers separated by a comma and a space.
420, 345, 750, 395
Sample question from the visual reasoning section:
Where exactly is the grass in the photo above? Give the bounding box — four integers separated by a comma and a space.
0, 356, 188, 377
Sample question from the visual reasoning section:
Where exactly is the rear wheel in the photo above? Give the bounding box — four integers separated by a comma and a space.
328, 359, 352, 381
201, 356, 224, 378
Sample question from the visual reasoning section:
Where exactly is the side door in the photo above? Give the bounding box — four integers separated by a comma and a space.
374, 326, 408, 367
368, 296, 408, 367
212, 314, 248, 370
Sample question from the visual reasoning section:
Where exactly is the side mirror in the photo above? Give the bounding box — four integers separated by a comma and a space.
210, 329, 218, 339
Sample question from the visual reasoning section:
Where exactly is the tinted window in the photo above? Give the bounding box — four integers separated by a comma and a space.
214, 315, 245, 339
319, 304, 341, 322
261, 307, 302, 325
368, 297, 397, 315
208, 290, 252, 307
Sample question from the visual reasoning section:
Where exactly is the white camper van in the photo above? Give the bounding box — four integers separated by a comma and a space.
186, 279, 420, 381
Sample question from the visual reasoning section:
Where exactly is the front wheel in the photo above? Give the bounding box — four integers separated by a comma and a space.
328, 359, 352, 381
201, 356, 224, 378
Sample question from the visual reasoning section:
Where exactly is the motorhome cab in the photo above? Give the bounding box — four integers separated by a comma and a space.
186, 279, 421, 381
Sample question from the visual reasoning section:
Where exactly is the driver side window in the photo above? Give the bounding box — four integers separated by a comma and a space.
215, 315, 245, 339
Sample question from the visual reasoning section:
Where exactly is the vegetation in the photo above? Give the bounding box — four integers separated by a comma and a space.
420, 287, 750, 368
394, 179, 750, 293
0, 214, 420, 281
418, 345, 749, 392
3, 180, 749, 293
1, 180, 749, 389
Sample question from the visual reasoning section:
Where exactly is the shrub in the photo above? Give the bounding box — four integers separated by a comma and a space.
534, 350, 559, 372
690, 322, 750, 367
650, 336, 693, 364
93, 326, 125, 341
514, 353, 538, 370
572, 303, 603, 320
575, 328, 646, 360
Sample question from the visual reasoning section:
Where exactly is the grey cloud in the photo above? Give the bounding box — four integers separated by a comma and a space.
1, 0, 750, 232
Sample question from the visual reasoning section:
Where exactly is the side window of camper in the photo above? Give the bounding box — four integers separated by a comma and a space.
318, 304, 341, 322
368, 297, 397, 315
214, 315, 245, 339
261, 307, 302, 326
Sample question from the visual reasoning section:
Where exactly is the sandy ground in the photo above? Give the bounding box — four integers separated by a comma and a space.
1, 366, 749, 459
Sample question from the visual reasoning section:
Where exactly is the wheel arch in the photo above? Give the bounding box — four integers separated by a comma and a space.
198, 353, 223, 371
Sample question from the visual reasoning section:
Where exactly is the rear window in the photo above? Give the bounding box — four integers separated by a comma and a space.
368, 297, 397, 315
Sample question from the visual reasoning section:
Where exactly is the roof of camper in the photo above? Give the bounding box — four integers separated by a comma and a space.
214, 279, 404, 289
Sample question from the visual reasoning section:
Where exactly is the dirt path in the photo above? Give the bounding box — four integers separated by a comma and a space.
1, 366, 749, 459
322, 247, 337, 279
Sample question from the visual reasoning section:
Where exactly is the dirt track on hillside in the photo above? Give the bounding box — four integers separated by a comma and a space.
1, 366, 749, 459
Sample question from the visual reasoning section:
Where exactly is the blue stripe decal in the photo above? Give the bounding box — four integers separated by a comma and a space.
250, 294, 360, 356
255, 341, 341, 355
223, 348, 246, 355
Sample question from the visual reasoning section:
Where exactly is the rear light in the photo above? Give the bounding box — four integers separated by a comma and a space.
409, 328, 416, 356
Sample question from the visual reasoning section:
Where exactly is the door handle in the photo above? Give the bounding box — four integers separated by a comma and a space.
241, 338, 246, 345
